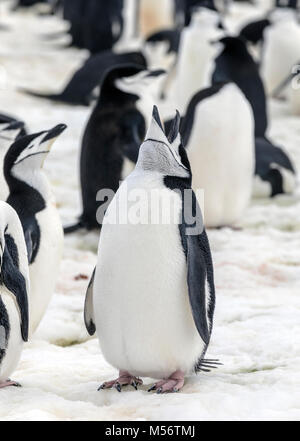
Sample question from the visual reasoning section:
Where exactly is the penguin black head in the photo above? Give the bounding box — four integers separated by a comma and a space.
4, 124, 66, 196
216, 36, 252, 61
136, 106, 191, 180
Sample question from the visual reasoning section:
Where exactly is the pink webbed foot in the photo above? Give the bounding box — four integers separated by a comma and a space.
98, 370, 143, 392
148, 370, 185, 394
0, 379, 21, 389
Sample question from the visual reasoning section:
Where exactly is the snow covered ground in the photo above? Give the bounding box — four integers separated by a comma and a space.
0, 0, 299, 421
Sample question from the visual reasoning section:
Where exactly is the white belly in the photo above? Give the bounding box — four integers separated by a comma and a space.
187, 84, 255, 228
0, 290, 23, 382
93, 174, 204, 379
29, 201, 63, 335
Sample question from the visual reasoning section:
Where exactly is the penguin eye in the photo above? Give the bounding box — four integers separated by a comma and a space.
28, 145, 35, 149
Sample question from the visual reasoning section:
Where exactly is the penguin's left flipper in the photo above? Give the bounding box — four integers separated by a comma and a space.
84, 268, 96, 336
183, 194, 215, 347
1, 237, 29, 342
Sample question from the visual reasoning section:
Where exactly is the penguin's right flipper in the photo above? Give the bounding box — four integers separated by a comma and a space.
84, 268, 96, 336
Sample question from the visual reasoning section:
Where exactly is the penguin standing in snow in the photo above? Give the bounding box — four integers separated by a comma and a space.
65, 65, 165, 233
4, 125, 66, 335
0, 201, 30, 389
175, 5, 224, 112
180, 82, 255, 228
211, 36, 296, 198
85, 106, 218, 393
0, 120, 25, 202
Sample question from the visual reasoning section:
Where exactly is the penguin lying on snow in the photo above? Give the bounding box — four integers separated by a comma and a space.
85, 106, 218, 393
180, 82, 255, 228
0, 120, 25, 202
4, 125, 66, 335
65, 66, 166, 233
21, 51, 146, 106
0, 201, 29, 389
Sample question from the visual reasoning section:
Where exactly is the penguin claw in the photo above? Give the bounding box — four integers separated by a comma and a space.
114, 383, 122, 393
0, 380, 22, 389
131, 380, 138, 390
98, 372, 142, 392
148, 370, 185, 394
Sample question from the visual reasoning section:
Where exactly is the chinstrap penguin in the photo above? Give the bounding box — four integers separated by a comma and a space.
179, 82, 255, 228
21, 51, 147, 106
4, 125, 66, 335
85, 106, 218, 393
0, 201, 30, 389
65, 66, 166, 233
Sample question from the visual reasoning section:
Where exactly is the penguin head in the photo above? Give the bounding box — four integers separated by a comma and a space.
216, 36, 250, 60
0, 201, 30, 341
136, 106, 191, 180
0, 120, 24, 150
115, 69, 166, 98
144, 31, 180, 71
4, 124, 66, 196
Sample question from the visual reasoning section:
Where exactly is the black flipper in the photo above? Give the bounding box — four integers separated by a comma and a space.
84, 268, 96, 336
165, 173, 215, 348
1, 234, 29, 342
239, 19, 271, 45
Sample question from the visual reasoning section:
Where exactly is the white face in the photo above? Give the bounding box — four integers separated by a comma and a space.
10, 130, 61, 200
12, 132, 52, 169
136, 108, 190, 179
143, 41, 176, 71
115, 69, 166, 98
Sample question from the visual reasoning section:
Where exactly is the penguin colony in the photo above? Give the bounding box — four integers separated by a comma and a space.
0, 0, 298, 395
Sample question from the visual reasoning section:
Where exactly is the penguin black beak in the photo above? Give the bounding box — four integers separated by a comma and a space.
42, 124, 67, 143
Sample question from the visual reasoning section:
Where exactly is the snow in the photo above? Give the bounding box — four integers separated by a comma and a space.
0, 0, 299, 421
